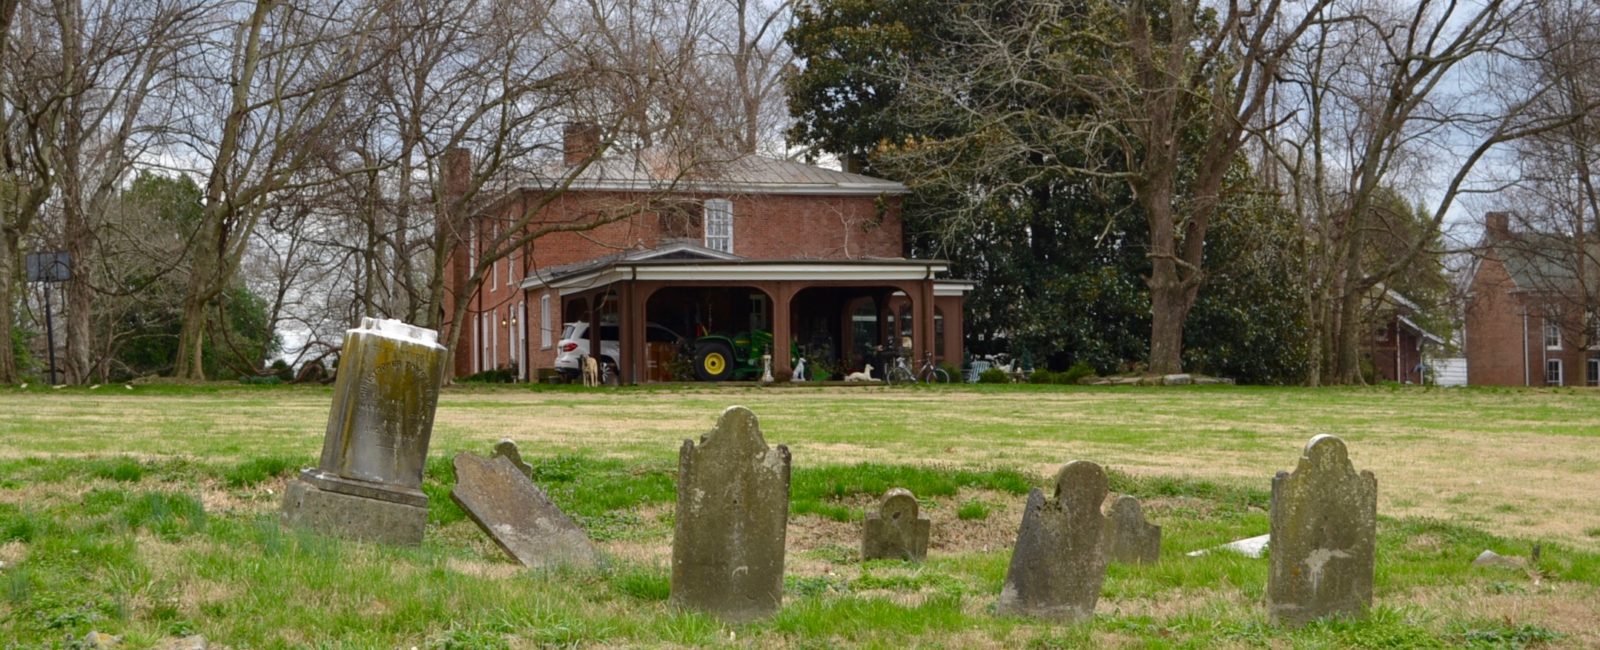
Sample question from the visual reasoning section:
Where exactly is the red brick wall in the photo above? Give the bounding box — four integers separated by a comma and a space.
1466, 255, 1532, 386
445, 188, 906, 377
1465, 252, 1600, 386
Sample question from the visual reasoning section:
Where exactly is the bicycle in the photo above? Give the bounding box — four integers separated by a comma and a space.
885, 352, 916, 384
916, 352, 950, 384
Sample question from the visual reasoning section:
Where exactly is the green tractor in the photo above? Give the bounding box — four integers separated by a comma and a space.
691, 330, 773, 381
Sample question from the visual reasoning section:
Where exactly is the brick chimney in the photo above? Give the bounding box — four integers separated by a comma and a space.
1484, 211, 1512, 240
563, 122, 601, 166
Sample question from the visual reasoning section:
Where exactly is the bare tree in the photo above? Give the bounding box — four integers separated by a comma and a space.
1269, 0, 1597, 383
46, 0, 203, 383
0, 0, 71, 383
1477, 0, 1600, 350
168, 0, 387, 379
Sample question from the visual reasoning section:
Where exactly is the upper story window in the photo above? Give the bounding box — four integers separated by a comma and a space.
1544, 317, 1562, 350
704, 199, 733, 253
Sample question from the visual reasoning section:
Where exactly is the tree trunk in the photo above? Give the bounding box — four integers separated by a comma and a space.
1148, 279, 1186, 375
62, 182, 93, 384
174, 289, 208, 380
0, 241, 17, 383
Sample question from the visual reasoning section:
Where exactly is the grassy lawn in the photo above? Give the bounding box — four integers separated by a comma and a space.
0, 383, 1597, 647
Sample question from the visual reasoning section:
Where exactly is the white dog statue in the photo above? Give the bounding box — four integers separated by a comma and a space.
793, 358, 808, 381
844, 364, 877, 382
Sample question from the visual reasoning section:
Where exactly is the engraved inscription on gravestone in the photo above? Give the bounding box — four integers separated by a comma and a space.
669, 406, 791, 623
997, 461, 1111, 622
1103, 495, 1161, 565
862, 488, 931, 562
281, 318, 446, 546
1267, 434, 1377, 628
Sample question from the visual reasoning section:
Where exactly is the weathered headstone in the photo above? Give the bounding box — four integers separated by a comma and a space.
669, 406, 791, 622
450, 452, 600, 569
997, 461, 1110, 621
1267, 434, 1377, 628
281, 318, 446, 546
862, 488, 931, 562
492, 439, 534, 480
1102, 495, 1160, 564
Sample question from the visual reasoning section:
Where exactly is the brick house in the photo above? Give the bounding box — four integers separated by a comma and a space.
1366, 289, 1443, 384
1463, 211, 1599, 386
442, 129, 969, 383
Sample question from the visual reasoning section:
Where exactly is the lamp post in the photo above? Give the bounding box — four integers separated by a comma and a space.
24, 252, 71, 385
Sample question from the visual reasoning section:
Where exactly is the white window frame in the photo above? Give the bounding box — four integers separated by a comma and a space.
540, 293, 553, 349
517, 301, 527, 380
1544, 318, 1562, 350
704, 199, 733, 253
477, 313, 487, 373
1546, 358, 1563, 386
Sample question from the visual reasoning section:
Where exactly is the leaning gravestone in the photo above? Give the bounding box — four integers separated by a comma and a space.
492, 439, 535, 480
997, 461, 1111, 621
1267, 434, 1377, 628
451, 452, 600, 569
1102, 495, 1161, 565
669, 406, 791, 622
862, 488, 931, 562
281, 317, 446, 546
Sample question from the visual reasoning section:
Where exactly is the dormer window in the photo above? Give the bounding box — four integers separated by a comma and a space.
704, 199, 733, 253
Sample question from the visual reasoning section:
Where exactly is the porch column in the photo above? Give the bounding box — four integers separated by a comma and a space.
773, 282, 794, 380
586, 292, 600, 371
622, 281, 644, 384
921, 279, 936, 365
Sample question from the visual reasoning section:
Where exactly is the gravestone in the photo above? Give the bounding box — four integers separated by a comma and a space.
451, 452, 600, 569
997, 461, 1110, 621
862, 488, 931, 562
1102, 495, 1161, 564
492, 439, 534, 480
281, 317, 446, 546
669, 406, 791, 622
1267, 434, 1377, 628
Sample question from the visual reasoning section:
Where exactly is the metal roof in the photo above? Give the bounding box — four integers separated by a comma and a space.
513, 154, 908, 197
517, 244, 958, 295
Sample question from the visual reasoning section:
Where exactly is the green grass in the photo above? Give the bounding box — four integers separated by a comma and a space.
1, 384, 1598, 647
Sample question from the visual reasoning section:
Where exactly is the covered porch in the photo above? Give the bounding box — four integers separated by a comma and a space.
524, 251, 968, 384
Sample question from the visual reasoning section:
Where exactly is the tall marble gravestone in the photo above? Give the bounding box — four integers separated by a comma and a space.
862, 488, 931, 562
997, 461, 1110, 621
281, 318, 446, 546
669, 406, 791, 622
1103, 495, 1161, 565
1267, 434, 1377, 628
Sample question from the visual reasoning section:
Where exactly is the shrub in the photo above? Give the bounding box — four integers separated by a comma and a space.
461, 366, 516, 383
1029, 369, 1056, 384
1060, 361, 1096, 384
977, 368, 1009, 384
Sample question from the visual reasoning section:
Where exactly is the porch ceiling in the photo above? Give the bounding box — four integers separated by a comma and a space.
522, 258, 960, 296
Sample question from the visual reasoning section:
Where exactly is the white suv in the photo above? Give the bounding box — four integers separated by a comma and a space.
554, 321, 684, 380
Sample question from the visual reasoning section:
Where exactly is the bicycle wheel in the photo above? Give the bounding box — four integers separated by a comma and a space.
923, 368, 950, 384
887, 366, 915, 384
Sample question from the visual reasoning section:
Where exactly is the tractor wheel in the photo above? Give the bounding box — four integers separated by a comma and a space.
693, 341, 736, 382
